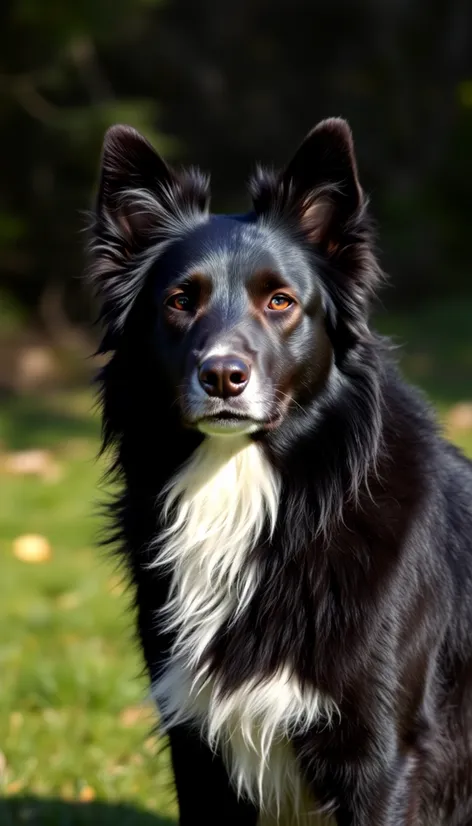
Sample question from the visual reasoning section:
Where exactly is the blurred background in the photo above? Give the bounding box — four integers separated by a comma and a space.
1, 1, 471, 823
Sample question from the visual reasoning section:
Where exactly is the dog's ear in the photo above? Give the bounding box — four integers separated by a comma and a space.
88, 125, 210, 341
96, 124, 176, 244
250, 118, 364, 253
251, 119, 382, 349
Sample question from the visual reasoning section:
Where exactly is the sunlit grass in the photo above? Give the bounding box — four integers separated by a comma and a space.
0, 298, 471, 823
0, 397, 176, 824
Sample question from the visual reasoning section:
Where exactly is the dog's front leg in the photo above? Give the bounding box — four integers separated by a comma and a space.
296, 718, 421, 826
169, 725, 260, 826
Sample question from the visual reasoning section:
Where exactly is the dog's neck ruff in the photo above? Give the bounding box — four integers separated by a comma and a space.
152, 435, 337, 819
153, 435, 280, 670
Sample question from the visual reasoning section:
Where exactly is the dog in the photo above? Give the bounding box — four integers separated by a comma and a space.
89, 118, 472, 825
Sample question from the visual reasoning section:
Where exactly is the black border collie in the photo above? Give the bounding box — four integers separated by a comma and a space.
89, 118, 472, 825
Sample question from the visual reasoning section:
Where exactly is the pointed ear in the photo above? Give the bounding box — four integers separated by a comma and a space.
88, 125, 210, 342
250, 119, 382, 349
251, 118, 364, 251
97, 124, 175, 243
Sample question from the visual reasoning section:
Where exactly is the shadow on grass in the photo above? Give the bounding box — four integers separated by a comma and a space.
0, 796, 176, 826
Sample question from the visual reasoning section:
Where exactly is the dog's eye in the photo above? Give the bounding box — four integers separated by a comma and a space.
268, 294, 293, 311
166, 293, 193, 311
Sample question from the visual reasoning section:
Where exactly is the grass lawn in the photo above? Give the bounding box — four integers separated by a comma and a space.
0, 392, 176, 825
0, 296, 471, 824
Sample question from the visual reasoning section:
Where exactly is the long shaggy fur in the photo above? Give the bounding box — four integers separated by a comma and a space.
150, 435, 336, 817
91, 119, 472, 826
152, 436, 280, 663
89, 152, 210, 335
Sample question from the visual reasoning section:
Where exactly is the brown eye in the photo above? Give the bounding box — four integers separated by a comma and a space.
166, 293, 193, 311
268, 294, 293, 312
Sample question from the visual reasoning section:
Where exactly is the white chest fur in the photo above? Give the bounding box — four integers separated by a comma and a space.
151, 436, 337, 820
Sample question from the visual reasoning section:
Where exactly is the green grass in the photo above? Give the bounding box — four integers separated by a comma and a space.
0, 296, 471, 824
375, 294, 472, 406
0, 392, 176, 824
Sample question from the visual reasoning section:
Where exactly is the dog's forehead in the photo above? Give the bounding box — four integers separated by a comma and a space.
164, 214, 312, 287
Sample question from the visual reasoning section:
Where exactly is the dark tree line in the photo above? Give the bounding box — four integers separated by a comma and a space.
1, 0, 472, 326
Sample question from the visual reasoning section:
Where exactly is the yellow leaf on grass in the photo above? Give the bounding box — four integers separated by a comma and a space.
447, 403, 472, 432
6, 780, 24, 795
3, 449, 61, 482
79, 785, 96, 802
119, 704, 152, 727
13, 534, 52, 563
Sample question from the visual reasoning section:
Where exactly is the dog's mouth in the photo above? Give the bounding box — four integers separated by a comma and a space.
193, 411, 284, 436
196, 412, 263, 436
204, 413, 250, 423
182, 384, 291, 436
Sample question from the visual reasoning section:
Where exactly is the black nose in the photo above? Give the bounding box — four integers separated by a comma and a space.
198, 355, 251, 398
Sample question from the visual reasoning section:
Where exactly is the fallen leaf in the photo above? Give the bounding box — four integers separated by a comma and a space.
79, 785, 96, 802
2, 449, 61, 482
119, 705, 151, 727
447, 402, 472, 431
6, 780, 23, 795
16, 345, 60, 391
13, 534, 52, 563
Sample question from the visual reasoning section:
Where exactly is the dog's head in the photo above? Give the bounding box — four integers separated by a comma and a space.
90, 119, 381, 438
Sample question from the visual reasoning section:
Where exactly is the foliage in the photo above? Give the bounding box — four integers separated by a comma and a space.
1, 0, 472, 323
0, 0, 166, 322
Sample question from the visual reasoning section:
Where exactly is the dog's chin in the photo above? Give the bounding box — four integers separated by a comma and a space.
185, 409, 286, 437
196, 415, 262, 437
182, 398, 287, 437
